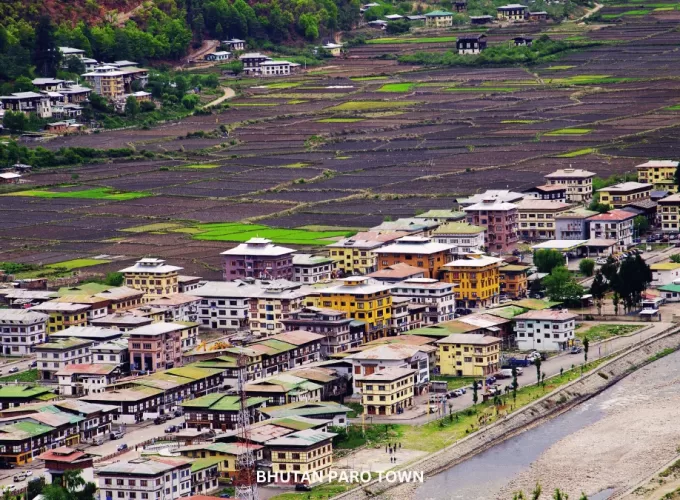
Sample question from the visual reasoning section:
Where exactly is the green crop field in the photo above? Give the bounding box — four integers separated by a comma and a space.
377, 83, 414, 92
446, 87, 517, 92
122, 223, 184, 233
349, 76, 388, 81
191, 222, 356, 245
265, 82, 302, 89
545, 128, 592, 136
557, 147, 597, 157
544, 65, 576, 71
287, 99, 308, 104
5, 188, 150, 200
46, 258, 111, 270
366, 36, 458, 44
327, 101, 416, 111
281, 162, 311, 168
317, 118, 365, 123
546, 74, 636, 85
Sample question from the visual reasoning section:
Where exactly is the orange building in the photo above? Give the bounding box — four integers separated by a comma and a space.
499, 264, 530, 299
372, 237, 456, 280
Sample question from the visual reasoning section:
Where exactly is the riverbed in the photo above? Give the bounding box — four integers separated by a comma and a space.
413, 349, 680, 499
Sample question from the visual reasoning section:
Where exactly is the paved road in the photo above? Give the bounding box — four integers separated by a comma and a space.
354, 322, 673, 425
204, 87, 235, 108
0, 356, 36, 379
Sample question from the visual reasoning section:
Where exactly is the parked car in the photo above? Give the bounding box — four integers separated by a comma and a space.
110, 430, 124, 440
173, 409, 183, 418
13, 473, 25, 482
497, 369, 513, 379
165, 425, 177, 433
453, 389, 464, 397
8, 367, 19, 374
28, 361, 37, 368
446, 391, 458, 399
25, 471, 32, 477
458, 387, 466, 394
0, 461, 15, 469
595, 257, 607, 265
4, 485, 16, 492
570, 346, 583, 354
295, 484, 312, 492
117, 443, 128, 452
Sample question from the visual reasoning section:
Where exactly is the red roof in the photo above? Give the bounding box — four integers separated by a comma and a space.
37, 446, 87, 462
587, 209, 636, 222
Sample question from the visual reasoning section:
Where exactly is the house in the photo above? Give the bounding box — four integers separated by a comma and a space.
356, 367, 414, 416
390, 278, 456, 324
517, 200, 572, 240
90, 313, 153, 332
32, 78, 66, 91
57, 84, 92, 104
456, 34, 487, 55
636, 160, 678, 192
120, 258, 182, 301
240, 53, 272, 73
56, 364, 120, 396
464, 198, 519, 253
245, 374, 322, 406
282, 307, 359, 356
322, 43, 343, 56
367, 20, 388, 29
267, 428, 336, 485
222, 39, 245, 51
95, 286, 145, 313
499, 264, 530, 300
414, 210, 466, 224
622, 199, 657, 227
658, 284, 680, 302
328, 231, 408, 275
457, 190, 525, 207
658, 193, 680, 233
650, 262, 680, 287
470, 15, 494, 24
346, 343, 430, 394
0, 172, 22, 184
259, 401, 351, 427
82, 64, 149, 100
38, 446, 95, 485
368, 263, 426, 283
425, 10, 454, 28
177, 442, 263, 479
249, 330, 323, 369
318, 277, 392, 342
49, 326, 121, 346
384, 14, 403, 20
261, 61, 293, 77
248, 281, 313, 336
544, 168, 596, 203
432, 222, 486, 253
0, 309, 48, 355
128, 322, 191, 373
514, 309, 577, 351
371, 218, 440, 236
598, 182, 652, 208
497, 4, 528, 20
97, 457, 192, 500
35, 338, 94, 381
436, 334, 501, 377
0, 385, 55, 410
555, 208, 598, 240
205, 51, 231, 61
292, 254, 335, 284
91, 338, 129, 372
372, 237, 456, 279
513, 36, 533, 46
222, 238, 294, 280
181, 394, 268, 431
0, 420, 56, 465
186, 280, 259, 330
190, 459, 220, 495
0, 289, 57, 308
146, 294, 200, 326
442, 256, 503, 308
0, 92, 52, 118
59, 47, 85, 60
587, 210, 636, 249
528, 11, 548, 21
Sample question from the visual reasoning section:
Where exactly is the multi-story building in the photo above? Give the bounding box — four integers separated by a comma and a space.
120, 258, 182, 301
457, 190, 524, 207
413, 210, 466, 224
259, 330, 324, 368
187, 280, 259, 330
522, 184, 567, 202
372, 237, 456, 279
367, 263, 427, 284
516, 200, 572, 240
292, 254, 335, 284
248, 281, 312, 336
499, 264, 530, 299
176, 442, 263, 480
267, 428, 336, 485
636, 160, 679, 193
424, 10, 454, 27
371, 218, 440, 236
544, 168, 596, 203
356, 367, 414, 416
128, 322, 188, 374
95, 286, 145, 313
282, 307, 358, 356
181, 394, 268, 431
436, 334, 501, 377
90, 313, 153, 332
0, 420, 55, 465
190, 459, 220, 495
245, 374, 322, 406
82, 64, 148, 100
328, 231, 407, 276
442, 256, 502, 309
239, 53, 272, 72
261, 60, 293, 76
658, 193, 680, 233
389, 278, 455, 324
57, 364, 120, 396
464, 198, 518, 253
146, 294, 200, 323
598, 182, 652, 208
49, 326, 123, 345
514, 310, 577, 351
431, 222, 486, 253
260, 401, 351, 427
496, 3, 527, 19
0, 385, 55, 410
53, 295, 110, 322
587, 210, 636, 249
91, 338, 129, 372
0, 309, 48, 355
35, 338, 94, 381
456, 34, 487, 55
318, 277, 392, 341
555, 208, 598, 240
30, 302, 89, 333
222, 238, 294, 280
347, 344, 430, 394
97, 457, 192, 500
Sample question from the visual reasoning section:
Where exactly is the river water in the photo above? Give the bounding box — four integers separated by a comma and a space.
415, 349, 680, 500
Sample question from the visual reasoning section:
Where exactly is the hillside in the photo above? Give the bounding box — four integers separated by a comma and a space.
0, 0, 146, 27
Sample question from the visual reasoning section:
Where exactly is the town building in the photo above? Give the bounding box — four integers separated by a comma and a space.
249, 281, 312, 336
35, 338, 94, 381
544, 168, 596, 203
240, 53, 272, 73
658, 284, 680, 303
204, 51, 231, 61
432, 222, 486, 253
587, 210, 636, 249
146, 294, 200, 325
516, 200, 572, 240
413, 210, 466, 224
57, 364, 120, 396
178, 276, 202, 294
328, 232, 407, 275
456, 34, 487, 55
82, 64, 148, 100
657, 193, 680, 233
555, 208, 598, 240
91, 338, 129, 372
261, 61, 293, 77
95, 286, 145, 313
0, 92, 52, 118
436, 334, 501, 377
187, 280, 259, 330
38, 446, 95, 485
29, 301, 90, 333
470, 15, 494, 24
356, 367, 414, 416
59, 47, 85, 61
120, 258, 182, 301
222, 238, 294, 280
367, 263, 427, 283
346, 344, 430, 394
499, 264, 530, 299
597, 182, 653, 208
245, 374, 322, 406
0, 309, 48, 355
52, 294, 110, 322
0, 420, 56, 465
514, 310, 577, 351
442, 256, 502, 308
49, 326, 122, 345
373, 236, 455, 279
282, 307, 358, 356
267, 428, 336, 485
190, 459, 220, 495
97, 457, 192, 500
650, 262, 680, 287
389, 278, 455, 324
371, 218, 440, 236
292, 254, 335, 284
522, 184, 567, 202
90, 313, 153, 332
622, 199, 657, 227
181, 394, 268, 431
513, 36, 533, 46
259, 401, 351, 427
425, 10, 454, 27
463, 198, 519, 253
497, 3, 528, 20
223, 39, 245, 51
128, 322, 191, 374
0, 385, 55, 410
636, 160, 679, 193
528, 11, 548, 20
318, 277, 392, 342
322, 42, 343, 56
177, 442, 263, 479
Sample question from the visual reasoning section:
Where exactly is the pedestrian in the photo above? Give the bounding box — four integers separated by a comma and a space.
399, 442, 402, 449
385, 445, 388, 453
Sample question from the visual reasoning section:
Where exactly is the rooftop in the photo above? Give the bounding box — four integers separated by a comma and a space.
30, 301, 90, 313
292, 254, 334, 266
413, 210, 466, 220
221, 238, 294, 257
128, 322, 186, 336
98, 457, 189, 476
355, 367, 415, 381
119, 258, 183, 274
436, 334, 502, 345
373, 237, 456, 255
260, 401, 352, 418
597, 182, 652, 193
94, 286, 145, 301
267, 330, 325, 346
636, 160, 679, 169
50, 326, 122, 341
425, 10, 454, 16
265, 428, 337, 447
35, 337, 93, 350
463, 200, 518, 212
457, 190, 524, 206
555, 208, 599, 219
0, 310, 49, 324
433, 222, 485, 235
515, 310, 578, 321
345, 344, 423, 361
55, 364, 118, 376
181, 393, 267, 411
587, 210, 636, 222
371, 218, 440, 232
545, 169, 596, 179
443, 256, 503, 268
517, 200, 571, 211
368, 263, 427, 280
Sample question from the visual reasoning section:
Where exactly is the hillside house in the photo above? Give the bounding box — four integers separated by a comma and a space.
425, 10, 454, 27
0, 92, 52, 118
457, 34, 487, 55
513, 36, 533, 46
205, 51, 231, 61
222, 39, 246, 51
497, 4, 528, 20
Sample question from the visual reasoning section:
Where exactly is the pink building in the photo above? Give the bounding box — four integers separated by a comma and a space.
128, 322, 185, 374
221, 237, 295, 280
463, 198, 519, 253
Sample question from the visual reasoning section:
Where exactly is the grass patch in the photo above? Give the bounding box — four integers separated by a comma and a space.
361, 111, 405, 117
430, 375, 477, 390
231, 103, 278, 107
557, 147, 597, 157
350, 76, 388, 81
546, 74, 637, 85
327, 101, 416, 112
648, 347, 677, 363
660, 459, 680, 478
287, 99, 308, 104
545, 128, 592, 136
281, 163, 310, 168
268, 482, 358, 500
445, 87, 517, 92
0, 369, 38, 383
192, 222, 356, 246
377, 83, 415, 92
317, 118, 365, 123
45, 258, 111, 270
121, 223, 183, 233
5, 188, 150, 201
366, 36, 458, 44
265, 82, 302, 89
544, 65, 576, 70
666, 104, 680, 110
176, 163, 219, 169
332, 423, 396, 450
575, 324, 642, 342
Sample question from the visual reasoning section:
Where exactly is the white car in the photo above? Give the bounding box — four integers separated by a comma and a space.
25, 471, 32, 477
596, 257, 607, 265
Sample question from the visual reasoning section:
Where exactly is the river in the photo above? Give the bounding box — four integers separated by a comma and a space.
414, 349, 680, 500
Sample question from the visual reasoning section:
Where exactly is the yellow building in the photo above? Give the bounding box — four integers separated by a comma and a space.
597, 182, 652, 208
499, 264, 530, 299
120, 258, 182, 301
30, 302, 89, 333
516, 200, 572, 240
636, 160, 679, 193
328, 236, 384, 275
436, 333, 501, 377
177, 442, 264, 479
249, 282, 312, 336
658, 193, 680, 233
319, 277, 392, 341
441, 256, 502, 309
268, 428, 336, 485
425, 10, 454, 27
356, 367, 414, 416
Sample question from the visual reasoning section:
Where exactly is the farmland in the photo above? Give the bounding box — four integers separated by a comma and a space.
4, 10, 680, 277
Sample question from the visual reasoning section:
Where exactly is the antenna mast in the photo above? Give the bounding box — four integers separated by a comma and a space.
234, 353, 258, 500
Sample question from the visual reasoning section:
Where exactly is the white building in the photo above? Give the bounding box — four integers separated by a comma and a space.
390, 278, 455, 324
586, 210, 636, 249
223, 39, 245, 51
432, 222, 486, 253
292, 254, 335, 283
0, 309, 49, 356
57, 364, 120, 396
544, 168, 596, 203
91, 338, 129, 370
35, 338, 94, 381
146, 294, 200, 323
49, 326, 123, 345
345, 344, 430, 394
650, 262, 680, 287
97, 457, 192, 500
204, 51, 230, 61
186, 280, 261, 330
514, 310, 577, 352
261, 60, 292, 76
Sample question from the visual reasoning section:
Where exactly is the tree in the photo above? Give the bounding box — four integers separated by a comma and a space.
675, 162, 680, 189
535, 357, 542, 386
125, 96, 140, 118
140, 101, 157, 112
612, 291, 620, 315
543, 266, 583, 304
553, 489, 569, 500
601, 255, 618, 283
27, 477, 46, 500
3, 111, 27, 132
590, 271, 607, 315
511, 366, 518, 403
579, 258, 595, 277
672, 254, 680, 264
472, 380, 478, 405
43, 469, 96, 500
583, 337, 589, 363
104, 272, 124, 286
532, 483, 542, 500
182, 94, 200, 110
634, 215, 649, 235
534, 249, 565, 273
33, 16, 61, 77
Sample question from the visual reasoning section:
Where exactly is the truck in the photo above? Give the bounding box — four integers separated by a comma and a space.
501, 357, 531, 368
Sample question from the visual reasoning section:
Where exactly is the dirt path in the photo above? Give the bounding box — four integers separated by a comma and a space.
203, 87, 235, 108
114, 2, 146, 26
175, 40, 220, 70
577, 2, 603, 21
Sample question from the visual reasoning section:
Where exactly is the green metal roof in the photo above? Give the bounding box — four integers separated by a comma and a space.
500, 264, 531, 272
0, 385, 53, 400
659, 284, 680, 293
509, 298, 561, 310
433, 222, 485, 234
56, 283, 112, 297
0, 421, 54, 440
426, 10, 453, 15
38, 337, 92, 349
261, 401, 352, 419
485, 305, 529, 319
190, 457, 222, 473
181, 393, 267, 410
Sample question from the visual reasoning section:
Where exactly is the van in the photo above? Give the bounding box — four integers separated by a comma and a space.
93, 436, 105, 446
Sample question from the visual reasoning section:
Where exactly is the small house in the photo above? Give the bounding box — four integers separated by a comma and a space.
240, 53, 272, 73
260, 60, 292, 77
406, 15, 427, 22
322, 42, 343, 57
454, 0, 467, 12
222, 39, 245, 51
205, 51, 231, 62
385, 14, 403, 20
528, 11, 548, 21
470, 15, 494, 25
0, 172, 21, 184
425, 10, 454, 28
456, 34, 487, 55
367, 20, 388, 29
497, 4, 528, 20
513, 36, 533, 47
0, 92, 52, 118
